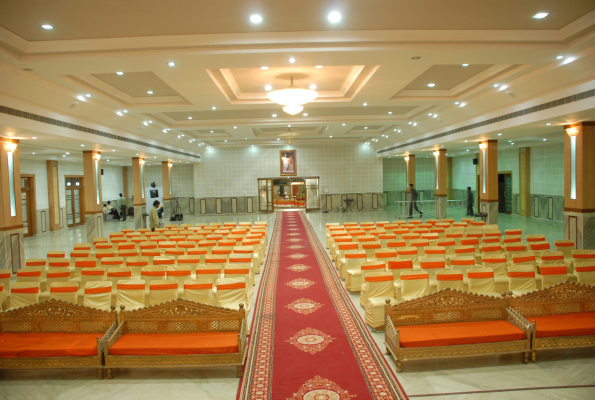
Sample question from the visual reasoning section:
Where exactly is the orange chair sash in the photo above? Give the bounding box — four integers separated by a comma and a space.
531, 243, 550, 250
446, 233, 463, 238
25, 261, 46, 266
468, 272, 494, 279
461, 239, 479, 245
127, 261, 149, 266
436, 274, 464, 281
82, 270, 104, 276
398, 250, 417, 255
49, 262, 70, 267
400, 274, 428, 280
118, 244, 135, 250
234, 249, 252, 254
483, 246, 502, 252
231, 258, 252, 263
555, 242, 575, 247
455, 248, 474, 254
108, 272, 131, 277
102, 261, 123, 266
70, 252, 90, 258
226, 269, 250, 275
542, 255, 564, 261
388, 260, 413, 269
151, 284, 178, 290
0, 273, 11, 279
47, 253, 65, 258
426, 249, 446, 255
379, 235, 396, 240
117, 284, 145, 290
485, 232, 501, 237
96, 253, 115, 258
387, 242, 406, 248
420, 262, 445, 269
141, 271, 166, 276
47, 272, 70, 278
153, 260, 175, 265
188, 249, 208, 255
205, 259, 225, 264
506, 246, 525, 251
541, 267, 567, 276
514, 256, 536, 263
509, 271, 535, 278
365, 275, 393, 282
218, 283, 246, 290
483, 237, 501, 243
178, 259, 200, 264
526, 237, 543, 242
358, 237, 375, 242
17, 271, 42, 277
184, 283, 213, 290
196, 269, 221, 274
376, 252, 396, 258
362, 244, 381, 249
411, 242, 429, 247
437, 241, 456, 247
503, 237, 522, 243
345, 253, 366, 259
140, 245, 158, 249
482, 258, 506, 264
451, 259, 476, 266
212, 250, 232, 255
51, 286, 78, 293
361, 264, 385, 270
576, 265, 595, 272
12, 287, 39, 293
573, 254, 595, 259
165, 250, 185, 255
85, 287, 112, 294
167, 270, 191, 276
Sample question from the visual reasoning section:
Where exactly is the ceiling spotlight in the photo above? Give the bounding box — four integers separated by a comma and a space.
556, 55, 564, 60
85, 93, 91, 97
533, 12, 549, 19
265, 84, 272, 91
188, 117, 192, 120
454, 102, 460, 105
315, 65, 323, 68
32, 137, 37, 139
107, 159, 110, 162
234, 126, 237, 129
309, 84, 317, 90
364, 127, 368, 129
493, 84, 500, 87
388, 112, 392, 115
162, 129, 167, 133
210, 131, 213, 133
148, 120, 153, 123
562, 57, 576, 65
76, 95, 86, 101
224, 140, 227, 142
123, 110, 128, 113
32, 152, 35, 155
408, 122, 412, 125
289, 57, 296, 63
116, 111, 123, 116
328, 11, 342, 23
464, 140, 468, 142
413, 122, 417, 126
116, 72, 124, 75
498, 85, 508, 91
81, 144, 85, 147
546, 123, 551, 126
147, 90, 153, 94
41, 24, 53, 30
272, 114, 277, 117
462, 64, 469, 67
393, 129, 397, 132
342, 123, 346, 126
428, 113, 433, 116
330, 136, 332, 138
212, 106, 216, 110
143, 122, 149, 126
250, 14, 263, 24
398, 130, 401, 133
303, 113, 308, 116
261, 66, 268, 70
543, 138, 547, 141
277, 138, 280, 141
432, 114, 438, 118
168, 62, 176, 67
511, 142, 515, 145
427, 83, 436, 87
65, 152, 70, 155
62, 155, 66, 157
497, 133, 502, 136
459, 103, 466, 107
466, 149, 469, 152
363, 103, 367, 106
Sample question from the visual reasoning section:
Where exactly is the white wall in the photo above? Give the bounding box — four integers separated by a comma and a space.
101, 164, 124, 201
195, 144, 382, 197
452, 154, 476, 190
530, 143, 564, 196
498, 149, 520, 193
416, 156, 435, 190
383, 157, 406, 192
20, 159, 49, 209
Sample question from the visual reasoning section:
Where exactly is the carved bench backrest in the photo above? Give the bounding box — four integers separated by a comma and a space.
508, 281, 595, 318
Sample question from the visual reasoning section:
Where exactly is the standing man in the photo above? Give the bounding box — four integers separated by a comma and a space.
149, 200, 160, 232
466, 186, 474, 216
408, 183, 423, 218
119, 193, 127, 221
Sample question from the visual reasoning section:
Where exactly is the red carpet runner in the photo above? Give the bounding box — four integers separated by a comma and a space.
238, 211, 407, 400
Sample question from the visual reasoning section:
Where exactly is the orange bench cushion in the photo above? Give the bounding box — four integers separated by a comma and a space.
528, 313, 595, 339
397, 321, 526, 348
0, 333, 102, 358
109, 332, 239, 356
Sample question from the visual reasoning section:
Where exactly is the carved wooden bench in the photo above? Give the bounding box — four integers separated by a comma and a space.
508, 281, 595, 362
0, 299, 117, 379
104, 298, 247, 378
384, 289, 531, 372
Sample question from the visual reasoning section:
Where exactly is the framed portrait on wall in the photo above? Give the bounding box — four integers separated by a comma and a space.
280, 150, 297, 176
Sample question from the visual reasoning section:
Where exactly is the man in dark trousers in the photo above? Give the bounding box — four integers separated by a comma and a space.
408, 183, 423, 218
466, 186, 474, 216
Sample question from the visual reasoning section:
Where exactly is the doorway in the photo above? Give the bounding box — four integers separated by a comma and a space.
498, 173, 512, 214
20, 176, 37, 238
258, 177, 320, 213
65, 176, 85, 228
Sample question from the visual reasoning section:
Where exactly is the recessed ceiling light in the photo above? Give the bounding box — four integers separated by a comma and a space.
32, 137, 37, 139
289, 57, 296, 63
413, 122, 417, 126
250, 14, 263, 24
245, 138, 247, 140
163, 129, 167, 133
261, 66, 268, 70
41, 24, 53, 30
511, 142, 515, 145
328, 11, 341, 23
562, 57, 576, 65
265, 84, 272, 91
454, 101, 460, 105
330, 136, 332, 138
464, 140, 468, 142
116, 72, 124, 75
252, 145, 254, 147
364, 127, 368, 129
466, 149, 469, 152
65, 152, 70, 155
342, 123, 346, 126
393, 129, 397, 132
81, 144, 85, 147
363, 103, 367, 106
234, 126, 237, 129
533, 12, 549, 19
154, 157, 156, 158
147, 90, 153, 94
303, 113, 308, 116
210, 131, 213, 133
148, 121, 153, 124
62, 155, 66, 157
433, 114, 438, 118
462, 64, 469, 67
556, 55, 564, 60
212, 106, 216, 110
107, 159, 110, 162
498, 85, 508, 91
543, 138, 547, 141
85, 93, 91, 98
136, 154, 139, 155
459, 103, 466, 107
277, 138, 280, 141
224, 140, 227, 142
427, 83, 436, 87
398, 130, 401, 133
116, 111, 124, 116
497, 133, 502, 136
508, 140, 512, 143
272, 114, 277, 117
32, 152, 35, 155
76, 95, 85, 101
167, 61, 176, 67
188, 117, 192, 120
309, 84, 317, 90
428, 113, 433, 116
315, 65, 323, 68
388, 112, 392, 115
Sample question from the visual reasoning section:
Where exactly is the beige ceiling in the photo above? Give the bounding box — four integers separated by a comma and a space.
0, 0, 594, 41
92, 72, 180, 97
404, 65, 493, 90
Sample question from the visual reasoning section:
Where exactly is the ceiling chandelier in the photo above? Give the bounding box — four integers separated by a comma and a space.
267, 77, 318, 115
278, 129, 301, 145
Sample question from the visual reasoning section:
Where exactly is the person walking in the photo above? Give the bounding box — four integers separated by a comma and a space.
466, 186, 474, 216
149, 200, 160, 232
119, 193, 127, 221
408, 183, 423, 218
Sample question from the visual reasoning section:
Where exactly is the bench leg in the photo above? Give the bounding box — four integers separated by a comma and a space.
523, 352, 529, 364
237, 365, 244, 378
396, 360, 402, 373
106, 368, 113, 380
531, 351, 537, 363
385, 346, 390, 355
97, 368, 103, 380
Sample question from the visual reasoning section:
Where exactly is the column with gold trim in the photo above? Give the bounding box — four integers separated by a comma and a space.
0, 138, 24, 273
434, 149, 448, 220
83, 150, 103, 241
161, 161, 172, 222
479, 140, 499, 225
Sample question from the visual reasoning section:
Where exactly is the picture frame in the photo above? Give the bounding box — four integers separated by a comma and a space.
280, 150, 297, 176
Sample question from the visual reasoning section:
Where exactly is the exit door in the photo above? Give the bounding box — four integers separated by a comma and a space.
65, 177, 85, 228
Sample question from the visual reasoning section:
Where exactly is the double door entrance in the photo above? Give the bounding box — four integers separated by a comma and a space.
65, 176, 85, 228
258, 177, 320, 213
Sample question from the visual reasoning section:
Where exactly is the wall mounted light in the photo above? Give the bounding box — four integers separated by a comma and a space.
566, 126, 578, 199
168, 161, 173, 168
4, 141, 17, 152
479, 143, 487, 194
4, 141, 17, 216
139, 158, 145, 166
433, 151, 440, 190
92, 153, 101, 161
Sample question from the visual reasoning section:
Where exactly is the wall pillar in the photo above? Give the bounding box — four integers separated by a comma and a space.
519, 147, 531, 218
405, 154, 416, 202
0, 138, 24, 274
46, 160, 61, 231
161, 161, 172, 222
434, 149, 448, 220
82, 151, 103, 241
479, 140, 499, 225
563, 122, 595, 250
132, 157, 146, 229
447, 156, 453, 200
122, 166, 130, 219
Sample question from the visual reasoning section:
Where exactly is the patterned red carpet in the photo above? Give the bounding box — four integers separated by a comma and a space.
238, 211, 407, 400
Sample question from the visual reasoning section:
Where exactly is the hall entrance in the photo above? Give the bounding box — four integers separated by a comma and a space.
20, 175, 37, 238
65, 176, 85, 228
498, 173, 512, 214
258, 177, 320, 213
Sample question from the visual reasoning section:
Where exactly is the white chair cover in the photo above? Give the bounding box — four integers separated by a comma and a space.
508, 264, 537, 296
467, 267, 499, 297
9, 282, 40, 309
49, 281, 78, 303
540, 264, 569, 288
183, 278, 215, 305
116, 279, 146, 310
436, 269, 464, 291
84, 281, 112, 311
107, 267, 132, 286
400, 271, 430, 301
140, 266, 167, 289
149, 279, 179, 305
166, 265, 192, 287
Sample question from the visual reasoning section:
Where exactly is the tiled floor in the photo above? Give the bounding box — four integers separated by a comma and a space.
3, 210, 593, 400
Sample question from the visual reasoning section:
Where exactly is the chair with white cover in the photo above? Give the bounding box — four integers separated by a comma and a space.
526, 234, 545, 245
574, 262, 595, 285
400, 271, 430, 302
424, 246, 446, 262
445, 231, 464, 246
25, 259, 47, 276
402, 234, 420, 247
43, 267, 71, 294
216, 277, 248, 314
79, 268, 105, 290
335, 241, 358, 268
325, 223, 341, 248
16, 267, 42, 286
341, 250, 367, 280
503, 235, 523, 245
397, 247, 419, 267
235, 245, 259, 272
539, 251, 565, 266
436, 269, 464, 291
419, 257, 447, 290
183, 279, 215, 305
126, 256, 149, 277
194, 264, 222, 284
508, 265, 538, 296
9, 282, 40, 310
0, 269, 9, 290
454, 245, 476, 266
410, 239, 430, 258
540, 265, 570, 288
505, 228, 522, 237
140, 266, 167, 289
361, 241, 382, 261
378, 234, 397, 248
511, 252, 537, 270
374, 249, 397, 265
467, 267, 500, 297
386, 259, 414, 302
529, 241, 551, 260
153, 256, 176, 268
364, 272, 398, 330
72, 257, 98, 278
107, 267, 132, 287
69, 250, 90, 270
461, 237, 481, 263
204, 254, 228, 268
166, 265, 192, 288
83, 281, 112, 311
49, 282, 79, 303
223, 264, 252, 298
348, 261, 384, 294
554, 240, 575, 266
481, 253, 509, 293
481, 243, 504, 257
74, 243, 92, 252
505, 242, 527, 260
571, 250, 595, 274
47, 250, 66, 260
116, 279, 146, 311
465, 229, 484, 247
149, 279, 179, 306
0, 283, 6, 310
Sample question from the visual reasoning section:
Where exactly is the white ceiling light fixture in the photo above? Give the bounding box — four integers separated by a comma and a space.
32, 137, 37, 139
212, 106, 217, 110
116, 111, 123, 116
498, 85, 508, 91
462, 64, 469, 67
76, 95, 86, 102
278, 128, 301, 145
316, 65, 323, 68
497, 133, 502, 136
168, 62, 176, 67
188, 117, 192, 120
454, 102, 460, 105
41, 24, 53, 30
147, 90, 153, 94
388, 112, 392, 115
272, 114, 277, 117
533, 12, 549, 19
459, 102, 467, 107
85, 94, 91, 98
493, 84, 499, 87
342, 123, 345, 126
328, 11, 342, 23
543, 138, 547, 141
309, 84, 317, 90
250, 14, 263, 24
123, 110, 128, 113
116, 72, 124, 75
363, 103, 367, 106
265, 84, 272, 91
562, 57, 576, 65
267, 77, 318, 115
81, 144, 85, 147
427, 83, 436, 87
546, 123, 551, 126
234, 126, 237, 129
261, 66, 268, 70
556, 55, 564, 60
289, 57, 296, 63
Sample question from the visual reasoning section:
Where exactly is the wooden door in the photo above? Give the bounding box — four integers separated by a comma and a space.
66, 177, 85, 228
20, 177, 34, 238
267, 179, 274, 213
